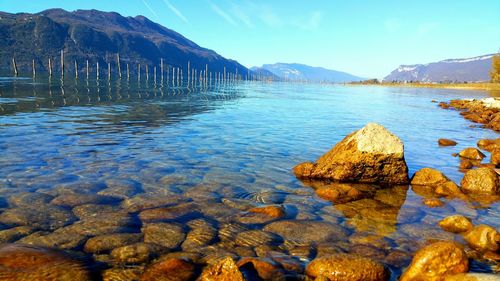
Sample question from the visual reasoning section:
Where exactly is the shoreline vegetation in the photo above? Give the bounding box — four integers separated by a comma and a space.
347, 80, 500, 91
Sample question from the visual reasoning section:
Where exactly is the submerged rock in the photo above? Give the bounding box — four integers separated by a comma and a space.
463, 225, 499, 252
111, 242, 158, 264
400, 241, 468, 281
248, 205, 286, 218
263, 220, 348, 244
411, 168, 462, 196
0, 244, 92, 280
439, 215, 473, 233
445, 273, 500, 281
305, 253, 389, 281
459, 148, 486, 161
461, 168, 499, 195
200, 256, 245, 281
237, 257, 286, 280
140, 258, 195, 281
0, 226, 35, 243
84, 233, 143, 253
0, 205, 76, 230
477, 138, 500, 152
293, 123, 409, 185
438, 139, 458, 146
142, 223, 186, 249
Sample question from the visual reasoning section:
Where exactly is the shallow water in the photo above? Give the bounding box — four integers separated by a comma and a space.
0, 76, 498, 279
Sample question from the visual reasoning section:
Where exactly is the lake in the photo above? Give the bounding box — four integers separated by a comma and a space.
0, 77, 498, 280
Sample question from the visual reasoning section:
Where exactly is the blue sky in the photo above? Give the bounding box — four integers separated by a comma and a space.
1, 0, 499, 78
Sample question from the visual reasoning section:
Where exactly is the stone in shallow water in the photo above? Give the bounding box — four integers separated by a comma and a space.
218, 222, 249, 242
181, 219, 217, 251
463, 224, 499, 252
400, 241, 468, 281
142, 223, 186, 249
445, 273, 500, 281
102, 267, 144, 281
294, 123, 409, 185
18, 230, 88, 250
51, 193, 119, 207
0, 244, 92, 280
45, 181, 107, 196
99, 179, 143, 199
84, 233, 143, 253
121, 193, 190, 212
248, 205, 286, 218
0, 226, 35, 243
235, 230, 283, 248
110, 242, 160, 264
0, 205, 76, 230
72, 204, 127, 220
263, 220, 348, 245
7, 192, 54, 207
439, 215, 474, 233
438, 139, 458, 146
305, 253, 389, 281
200, 256, 244, 281
140, 258, 195, 281
461, 168, 499, 195
56, 214, 139, 236
237, 257, 287, 280
138, 202, 200, 222
459, 148, 486, 160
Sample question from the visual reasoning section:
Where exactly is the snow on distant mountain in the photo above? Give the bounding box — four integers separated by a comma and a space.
384, 54, 495, 82
254, 63, 364, 83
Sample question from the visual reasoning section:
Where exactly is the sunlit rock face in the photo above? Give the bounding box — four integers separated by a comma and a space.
294, 123, 409, 185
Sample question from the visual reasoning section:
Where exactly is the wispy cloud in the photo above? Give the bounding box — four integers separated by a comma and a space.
141, 0, 160, 20
208, 1, 238, 26
230, 4, 254, 28
299, 11, 322, 30
259, 5, 282, 28
162, 0, 189, 24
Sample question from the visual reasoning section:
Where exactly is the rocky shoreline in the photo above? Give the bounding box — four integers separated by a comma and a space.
0, 123, 498, 280
439, 97, 500, 131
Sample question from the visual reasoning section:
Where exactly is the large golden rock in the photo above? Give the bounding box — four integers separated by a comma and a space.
305, 254, 389, 281
461, 168, 499, 195
400, 241, 468, 281
200, 257, 244, 281
463, 225, 499, 252
294, 123, 408, 185
439, 215, 473, 233
0, 244, 92, 281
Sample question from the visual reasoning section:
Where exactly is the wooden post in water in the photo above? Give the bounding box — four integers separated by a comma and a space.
126, 63, 130, 80
116, 53, 122, 79
236, 68, 238, 81
160, 59, 164, 82
146, 65, 149, 81
11, 58, 18, 77
205, 64, 208, 85
154, 66, 157, 84
107, 62, 111, 80
32, 59, 36, 78
223, 67, 226, 83
187, 61, 190, 83
86, 60, 89, 80
74, 60, 78, 79
48, 58, 53, 77
96, 61, 100, 80
138, 64, 141, 82
60, 50, 65, 78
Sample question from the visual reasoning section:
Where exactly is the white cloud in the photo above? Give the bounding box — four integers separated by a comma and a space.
141, 0, 160, 20
230, 3, 254, 28
208, 1, 238, 26
163, 0, 189, 24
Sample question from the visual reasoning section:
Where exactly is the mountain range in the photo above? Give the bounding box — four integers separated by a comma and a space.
384, 54, 495, 82
0, 9, 248, 75
252, 63, 364, 83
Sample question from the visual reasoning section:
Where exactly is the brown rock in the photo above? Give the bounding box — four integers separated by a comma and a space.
439, 215, 474, 233
0, 244, 92, 281
139, 202, 199, 222
459, 148, 486, 160
400, 241, 468, 281
237, 257, 286, 280
411, 168, 450, 186
463, 225, 499, 252
491, 148, 500, 166
477, 138, 500, 152
142, 223, 186, 249
461, 168, 499, 195
439, 139, 458, 146
248, 205, 286, 218
0, 226, 35, 243
305, 253, 389, 281
200, 256, 245, 281
445, 273, 500, 281
84, 233, 143, 253
293, 123, 409, 185
102, 267, 144, 281
423, 198, 445, 207
263, 220, 348, 244
111, 243, 156, 264
459, 160, 474, 170
140, 258, 195, 281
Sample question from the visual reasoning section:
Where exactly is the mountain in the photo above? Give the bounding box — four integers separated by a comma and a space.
0, 9, 248, 75
254, 63, 364, 83
249, 66, 281, 80
384, 54, 495, 83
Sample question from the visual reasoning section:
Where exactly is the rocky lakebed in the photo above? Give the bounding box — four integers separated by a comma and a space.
0, 81, 499, 281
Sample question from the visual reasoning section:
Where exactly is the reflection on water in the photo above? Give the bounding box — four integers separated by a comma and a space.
0, 77, 499, 279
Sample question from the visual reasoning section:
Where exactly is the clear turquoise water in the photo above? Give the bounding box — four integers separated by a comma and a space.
0, 77, 498, 278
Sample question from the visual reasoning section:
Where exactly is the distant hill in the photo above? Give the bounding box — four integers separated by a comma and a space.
0, 9, 248, 75
254, 63, 364, 83
384, 54, 495, 82
249, 66, 281, 80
